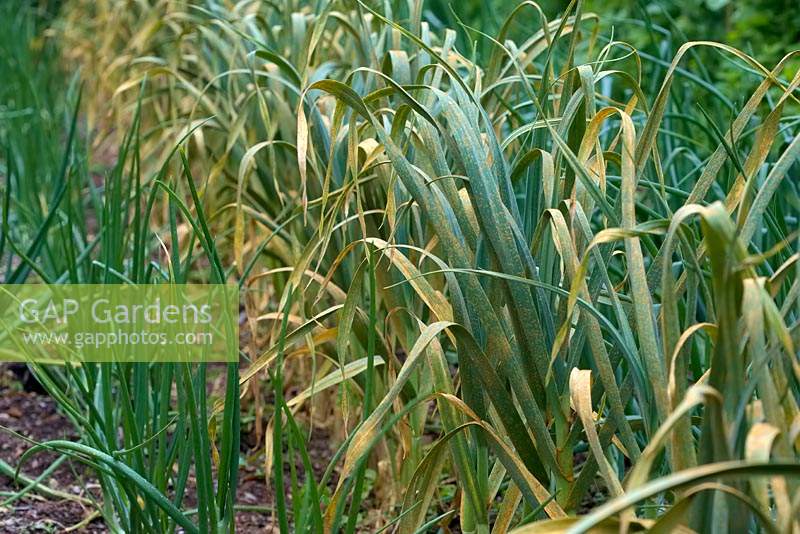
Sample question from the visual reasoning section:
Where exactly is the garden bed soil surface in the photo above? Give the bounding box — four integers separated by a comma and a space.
0, 380, 109, 533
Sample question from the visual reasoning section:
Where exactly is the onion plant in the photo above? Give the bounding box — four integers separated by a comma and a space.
1, 6, 240, 533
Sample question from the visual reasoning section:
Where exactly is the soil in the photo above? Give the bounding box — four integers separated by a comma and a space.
0, 370, 106, 533
0, 365, 337, 533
